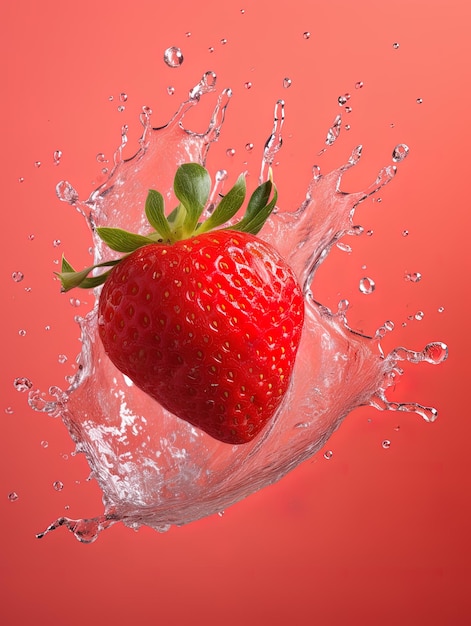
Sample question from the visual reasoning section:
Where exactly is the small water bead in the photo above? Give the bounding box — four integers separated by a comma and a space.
119, 93, 128, 102
323, 450, 333, 460
167, 86, 175, 96
208, 46, 214, 53
382, 440, 391, 449
53, 481, 64, 492
117, 105, 125, 113
244, 81, 252, 89
18, 177, 25, 183
4, 407, 14, 414
366, 229, 374, 236
438, 306, 445, 313
355, 81, 364, 89
53, 239, 61, 248
53, 150, 63, 165
12, 271, 24, 283
402, 229, 409, 237
58, 354, 68, 364
14, 377, 33, 392
34, 161, 41, 168
283, 78, 292, 89
226, 148, 236, 157
338, 93, 350, 106
163, 46, 184, 68
416, 98, 423, 104
41, 440, 49, 449
56, 180, 79, 204
108, 95, 114, 102
185, 31, 191, 37
359, 276, 376, 294
415, 311, 425, 321
8, 492, 19, 502
220, 38, 227, 45
303, 31, 311, 39
405, 271, 422, 283
18, 329, 27, 337
245, 142, 254, 151
345, 124, 351, 131
69, 297, 81, 307
393, 42, 400, 49
392, 143, 410, 163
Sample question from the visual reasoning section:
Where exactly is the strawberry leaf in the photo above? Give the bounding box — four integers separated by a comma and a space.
174, 163, 211, 236
56, 256, 120, 292
197, 173, 246, 233
229, 180, 278, 235
96, 227, 155, 253
145, 189, 173, 241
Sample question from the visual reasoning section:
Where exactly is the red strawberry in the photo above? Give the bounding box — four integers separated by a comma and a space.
57, 164, 304, 444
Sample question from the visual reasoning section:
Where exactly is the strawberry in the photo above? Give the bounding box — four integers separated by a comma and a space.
57, 164, 304, 444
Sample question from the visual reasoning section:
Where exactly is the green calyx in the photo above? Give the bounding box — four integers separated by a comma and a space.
56, 163, 278, 292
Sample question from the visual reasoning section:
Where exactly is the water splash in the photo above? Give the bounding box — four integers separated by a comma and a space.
31, 72, 447, 541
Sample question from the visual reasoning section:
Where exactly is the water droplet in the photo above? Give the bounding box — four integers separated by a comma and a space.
4, 407, 14, 415
338, 93, 350, 106
52, 239, 61, 248
14, 377, 33, 392
12, 271, 24, 283
185, 31, 191, 37
117, 105, 125, 112
69, 297, 81, 307
53, 150, 63, 165
34, 161, 41, 168
56, 180, 79, 204
423, 342, 448, 364
402, 229, 409, 237
404, 271, 422, 283
217, 510, 225, 517
58, 354, 68, 364
283, 77, 292, 89
208, 46, 214, 53
245, 142, 254, 151
345, 124, 351, 131
355, 81, 364, 89
359, 276, 376, 294
8, 492, 19, 502
167, 86, 175, 96
226, 148, 236, 157
392, 143, 409, 163
108, 95, 114, 101
18, 329, 27, 337
53, 481, 64, 491
220, 38, 227, 45
240, 8, 245, 13
41, 440, 49, 448
438, 306, 445, 313
244, 81, 252, 89
416, 97, 423, 104
325, 114, 342, 146
323, 450, 333, 460
303, 31, 311, 39
119, 93, 128, 102
45, 325, 51, 331
366, 229, 374, 236
18, 176, 25, 183
382, 440, 391, 449
163, 46, 184, 68
336, 241, 352, 253
393, 42, 400, 49
415, 311, 424, 321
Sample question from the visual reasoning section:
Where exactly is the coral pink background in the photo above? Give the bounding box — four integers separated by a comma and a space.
2, 1, 470, 624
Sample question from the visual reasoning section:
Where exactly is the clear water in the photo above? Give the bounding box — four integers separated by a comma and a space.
30, 72, 448, 542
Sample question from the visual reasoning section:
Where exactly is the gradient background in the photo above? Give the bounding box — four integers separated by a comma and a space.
2, 1, 470, 624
